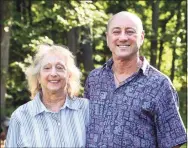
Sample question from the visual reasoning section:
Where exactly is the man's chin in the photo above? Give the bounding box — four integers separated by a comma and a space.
116, 54, 132, 60
115, 50, 138, 60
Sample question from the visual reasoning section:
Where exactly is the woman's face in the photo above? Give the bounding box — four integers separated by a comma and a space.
38, 52, 69, 95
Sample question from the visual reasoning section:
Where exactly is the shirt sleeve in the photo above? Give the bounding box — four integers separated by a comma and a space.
84, 75, 90, 100
5, 115, 20, 148
84, 99, 90, 127
155, 79, 187, 148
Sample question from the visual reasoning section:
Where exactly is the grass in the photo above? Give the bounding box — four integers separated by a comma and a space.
181, 143, 187, 148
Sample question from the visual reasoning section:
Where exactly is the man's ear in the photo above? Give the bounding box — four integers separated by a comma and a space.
106, 32, 109, 47
140, 30, 145, 45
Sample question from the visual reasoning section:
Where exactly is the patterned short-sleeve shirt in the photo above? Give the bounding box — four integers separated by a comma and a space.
84, 57, 187, 148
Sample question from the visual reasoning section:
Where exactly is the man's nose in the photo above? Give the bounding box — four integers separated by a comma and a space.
119, 32, 129, 41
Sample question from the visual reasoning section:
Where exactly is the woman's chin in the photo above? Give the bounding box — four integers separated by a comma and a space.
47, 88, 61, 94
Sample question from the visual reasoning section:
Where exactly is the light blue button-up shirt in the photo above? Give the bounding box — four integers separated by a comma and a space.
5, 93, 89, 148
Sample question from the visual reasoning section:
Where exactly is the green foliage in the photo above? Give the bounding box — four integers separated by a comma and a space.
5, 0, 109, 113
3, 0, 187, 128
178, 91, 187, 126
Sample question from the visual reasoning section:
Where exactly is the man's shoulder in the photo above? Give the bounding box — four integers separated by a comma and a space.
147, 65, 173, 86
88, 67, 103, 77
142, 57, 170, 83
87, 58, 112, 78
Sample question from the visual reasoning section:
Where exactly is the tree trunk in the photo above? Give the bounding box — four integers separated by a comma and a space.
157, 8, 176, 70
0, 0, 11, 121
81, 27, 94, 72
170, 47, 176, 82
22, 0, 27, 23
150, 0, 159, 67
157, 40, 163, 70
67, 28, 78, 64
0, 0, 2, 43
170, 3, 181, 82
82, 41, 94, 72
28, 0, 32, 25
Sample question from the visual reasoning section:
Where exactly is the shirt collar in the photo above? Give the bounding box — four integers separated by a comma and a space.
103, 58, 113, 70
139, 56, 150, 76
31, 93, 81, 117
64, 96, 82, 111
103, 56, 150, 76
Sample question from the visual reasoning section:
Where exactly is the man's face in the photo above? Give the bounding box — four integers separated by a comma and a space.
106, 14, 144, 60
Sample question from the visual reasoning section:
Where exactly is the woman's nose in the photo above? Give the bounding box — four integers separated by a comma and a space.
50, 67, 57, 76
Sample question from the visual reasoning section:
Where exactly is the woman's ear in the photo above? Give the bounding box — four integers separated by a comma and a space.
37, 74, 41, 84
68, 72, 71, 80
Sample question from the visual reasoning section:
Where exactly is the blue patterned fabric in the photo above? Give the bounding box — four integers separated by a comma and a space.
84, 57, 187, 148
5, 93, 89, 147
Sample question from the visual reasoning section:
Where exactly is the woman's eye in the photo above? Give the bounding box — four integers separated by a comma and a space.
56, 65, 63, 69
57, 66, 63, 69
44, 67, 50, 70
56, 65, 65, 71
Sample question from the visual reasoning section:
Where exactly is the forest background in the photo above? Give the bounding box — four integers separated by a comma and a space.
1, 0, 187, 139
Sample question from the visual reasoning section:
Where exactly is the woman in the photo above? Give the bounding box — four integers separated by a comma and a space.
5, 44, 89, 147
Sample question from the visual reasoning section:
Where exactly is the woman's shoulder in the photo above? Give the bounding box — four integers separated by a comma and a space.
73, 97, 89, 103
70, 97, 89, 110
10, 100, 35, 119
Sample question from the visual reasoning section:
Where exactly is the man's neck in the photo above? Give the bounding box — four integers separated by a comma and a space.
113, 57, 141, 75
112, 56, 142, 87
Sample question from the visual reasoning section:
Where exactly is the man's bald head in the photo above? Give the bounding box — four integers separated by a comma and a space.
107, 11, 144, 34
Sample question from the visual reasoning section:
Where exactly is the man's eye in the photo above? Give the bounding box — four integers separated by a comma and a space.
126, 30, 136, 35
113, 30, 121, 34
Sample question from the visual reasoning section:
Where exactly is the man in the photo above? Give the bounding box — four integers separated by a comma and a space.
84, 11, 187, 148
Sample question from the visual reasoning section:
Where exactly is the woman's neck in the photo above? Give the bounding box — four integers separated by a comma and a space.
41, 91, 67, 112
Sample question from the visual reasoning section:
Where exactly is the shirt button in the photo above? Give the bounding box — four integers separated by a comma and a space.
58, 122, 60, 126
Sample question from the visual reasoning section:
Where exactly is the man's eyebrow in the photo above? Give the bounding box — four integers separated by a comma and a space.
111, 27, 136, 30
112, 27, 121, 30
126, 27, 136, 30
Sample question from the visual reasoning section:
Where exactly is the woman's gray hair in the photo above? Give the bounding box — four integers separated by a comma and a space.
25, 44, 82, 99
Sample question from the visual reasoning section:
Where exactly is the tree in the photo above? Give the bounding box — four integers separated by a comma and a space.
150, 0, 159, 67
2, 0, 186, 129
0, 0, 11, 132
